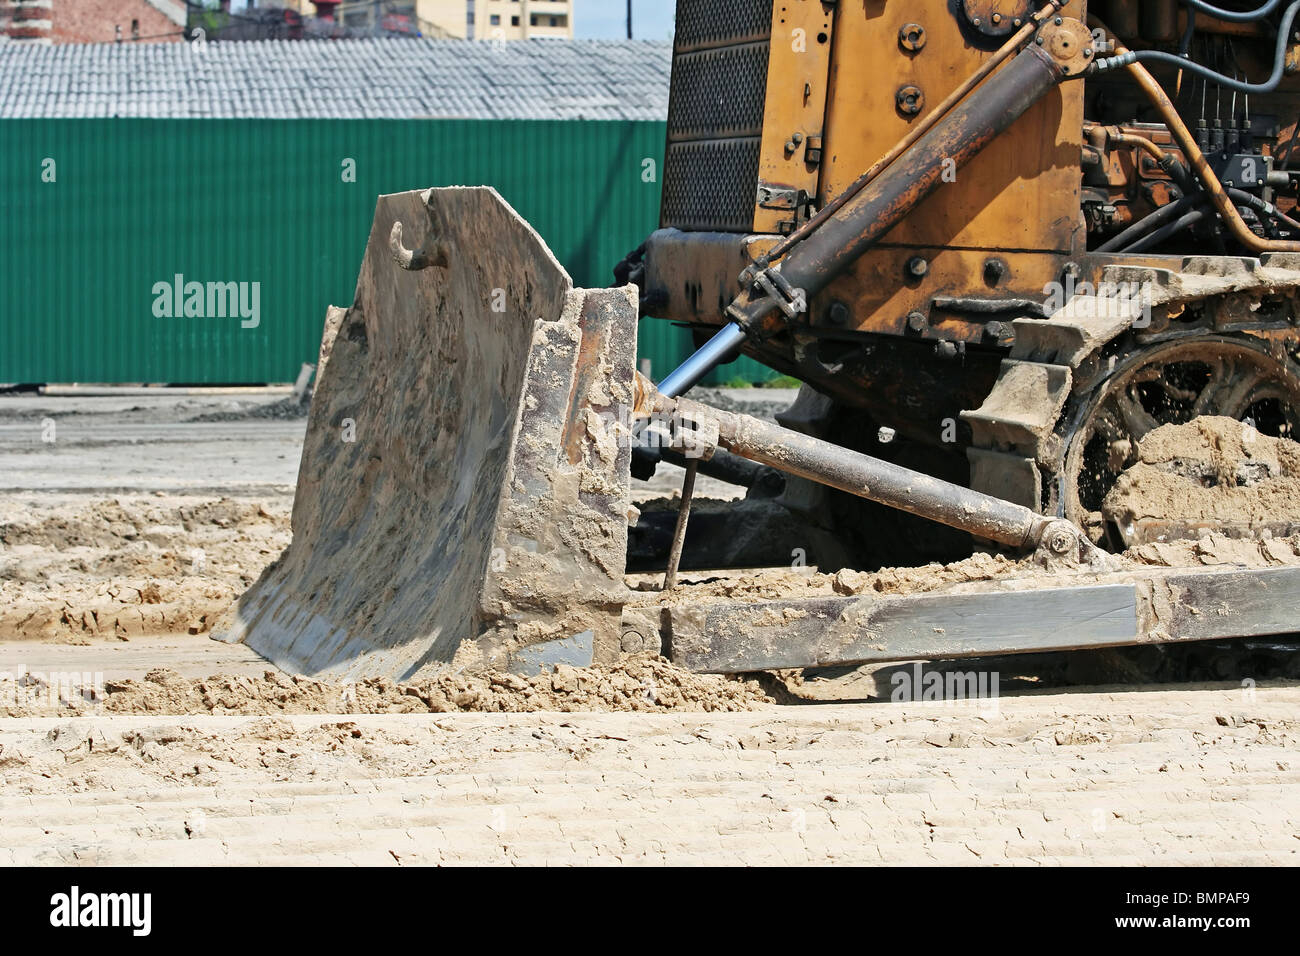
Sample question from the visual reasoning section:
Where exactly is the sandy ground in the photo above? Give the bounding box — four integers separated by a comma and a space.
0, 390, 775, 644
1, 686, 1295, 865
0, 392, 305, 495
2, 391, 1298, 865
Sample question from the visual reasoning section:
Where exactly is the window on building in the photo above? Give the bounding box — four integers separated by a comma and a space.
490, 14, 500, 25
511, 16, 519, 26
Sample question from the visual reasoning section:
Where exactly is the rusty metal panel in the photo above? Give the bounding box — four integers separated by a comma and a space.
818, 0, 1085, 254
662, 139, 764, 232
753, 0, 836, 234
673, 0, 773, 51
666, 43, 770, 141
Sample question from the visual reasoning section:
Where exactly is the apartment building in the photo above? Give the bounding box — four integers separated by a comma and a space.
475, 0, 572, 38
287, 1, 572, 40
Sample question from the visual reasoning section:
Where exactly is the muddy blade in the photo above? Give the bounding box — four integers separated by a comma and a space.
217, 187, 637, 681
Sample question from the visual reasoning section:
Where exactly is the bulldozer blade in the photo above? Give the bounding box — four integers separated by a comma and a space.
217, 187, 639, 681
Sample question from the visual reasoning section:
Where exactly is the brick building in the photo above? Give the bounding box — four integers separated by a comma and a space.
1, 0, 186, 44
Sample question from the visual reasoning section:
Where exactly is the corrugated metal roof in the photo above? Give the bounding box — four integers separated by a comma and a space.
0, 37, 673, 120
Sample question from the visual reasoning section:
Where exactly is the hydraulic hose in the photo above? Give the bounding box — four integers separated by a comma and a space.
1121, 207, 1211, 252
1184, 0, 1285, 21
1097, 194, 1204, 252
1094, 1, 1300, 94
1106, 194, 1299, 254
1227, 186, 1300, 232
1090, 18, 1300, 252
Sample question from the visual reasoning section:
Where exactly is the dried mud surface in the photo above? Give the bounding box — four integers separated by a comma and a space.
8, 484, 1299, 653
0, 495, 290, 642
3, 685, 1296, 865
0, 660, 773, 718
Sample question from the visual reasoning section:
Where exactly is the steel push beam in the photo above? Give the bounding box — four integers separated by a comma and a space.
665, 567, 1300, 674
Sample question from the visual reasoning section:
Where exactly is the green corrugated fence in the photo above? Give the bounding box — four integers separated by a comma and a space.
0, 119, 780, 386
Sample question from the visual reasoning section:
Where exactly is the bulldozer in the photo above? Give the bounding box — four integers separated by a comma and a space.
219, 0, 1300, 683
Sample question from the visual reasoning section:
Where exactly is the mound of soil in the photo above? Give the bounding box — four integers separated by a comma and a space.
0, 659, 773, 717
1104, 417, 1300, 536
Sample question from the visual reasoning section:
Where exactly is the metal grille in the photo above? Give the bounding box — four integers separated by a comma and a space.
673, 0, 773, 52
662, 139, 763, 233
662, 0, 772, 232
666, 44, 769, 141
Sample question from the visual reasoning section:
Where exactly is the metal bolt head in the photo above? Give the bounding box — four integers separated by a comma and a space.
896, 84, 925, 116
984, 320, 1012, 341
899, 22, 926, 51
907, 256, 929, 278
1044, 522, 1079, 556
907, 311, 928, 332
620, 625, 661, 656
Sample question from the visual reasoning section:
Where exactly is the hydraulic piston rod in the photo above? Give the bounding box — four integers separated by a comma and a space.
729, 36, 1071, 332
653, 18, 1082, 394
647, 385, 1083, 556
